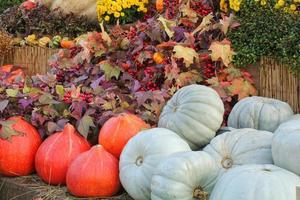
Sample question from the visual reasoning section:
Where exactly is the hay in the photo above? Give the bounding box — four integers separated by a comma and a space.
0, 175, 133, 200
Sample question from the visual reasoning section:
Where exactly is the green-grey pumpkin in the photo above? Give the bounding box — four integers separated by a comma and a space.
119, 128, 191, 200
210, 164, 300, 200
151, 151, 218, 200
228, 96, 293, 132
158, 84, 224, 150
203, 128, 273, 180
272, 114, 300, 176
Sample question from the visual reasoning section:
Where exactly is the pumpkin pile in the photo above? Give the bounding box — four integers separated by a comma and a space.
1, 83, 300, 200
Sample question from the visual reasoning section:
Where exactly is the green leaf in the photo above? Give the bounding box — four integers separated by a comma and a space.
0, 119, 24, 141
55, 85, 65, 97
78, 115, 95, 138
6, 89, 19, 97
39, 93, 55, 105
100, 62, 121, 81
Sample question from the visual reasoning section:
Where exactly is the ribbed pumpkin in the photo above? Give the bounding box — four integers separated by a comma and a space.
120, 128, 191, 200
99, 113, 149, 159
203, 128, 273, 180
66, 145, 120, 197
158, 84, 224, 150
228, 96, 294, 132
0, 117, 42, 176
272, 114, 300, 176
35, 124, 90, 185
210, 164, 300, 200
151, 151, 218, 200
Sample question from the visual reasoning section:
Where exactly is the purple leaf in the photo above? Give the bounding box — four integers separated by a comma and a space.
0, 100, 9, 112
19, 99, 33, 109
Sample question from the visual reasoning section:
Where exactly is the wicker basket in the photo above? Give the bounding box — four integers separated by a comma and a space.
0, 46, 59, 76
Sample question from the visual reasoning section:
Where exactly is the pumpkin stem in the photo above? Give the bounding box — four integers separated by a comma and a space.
221, 157, 233, 169
63, 123, 75, 134
135, 156, 144, 166
193, 187, 208, 200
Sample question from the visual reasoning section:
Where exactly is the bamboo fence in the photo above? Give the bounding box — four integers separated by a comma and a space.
0, 46, 59, 76
259, 57, 300, 113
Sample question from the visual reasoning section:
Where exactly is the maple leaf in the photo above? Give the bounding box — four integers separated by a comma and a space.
156, 41, 177, 49
219, 13, 240, 34
180, 0, 198, 23
158, 16, 177, 38
99, 21, 112, 46
164, 60, 180, 81
78, 115, 95, 138
192, 13, 214, 35
209, 39, 235, 67
176, 70, 202, 87
100, 62, 121, 81
228, 78, 257, 100
136, 51, 153, 64
219, 13, 233, 35
0, 119, 24, 141
173, 45, 199, 67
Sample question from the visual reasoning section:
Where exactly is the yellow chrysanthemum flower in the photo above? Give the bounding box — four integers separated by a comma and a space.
121, 12, 125, 16
104, 15, 110, 21
290, 4, 297, 10
114, 12, 121, 18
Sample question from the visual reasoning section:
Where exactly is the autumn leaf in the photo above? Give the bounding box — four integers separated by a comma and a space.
192, 13, 214, 35
100, 62, 121, 81
55, 85, 65, 97
228, 78, 257, 100
176, 70, 202, 87
180, 0, 198, 23
100, 21, 112, 46
219, 13, 240, 34
0, 119, 24, 141
219, 13, 233, 34
0, 100, 9, 113
173, 45, 199, 67
164, 62, 180, 81
158, 16, 177, 38
78, 115, 95, 138
156, 41, 177, 49
6, 89, 19, 97
209, 39, 235, 67
136, 51, 153, 64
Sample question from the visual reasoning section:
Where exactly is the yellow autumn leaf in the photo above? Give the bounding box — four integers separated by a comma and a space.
173, 45, 199, 67
209, 39, 235, 67
158, 16, 177, 38
180, 0, 198, 23
192, 13, 214, 35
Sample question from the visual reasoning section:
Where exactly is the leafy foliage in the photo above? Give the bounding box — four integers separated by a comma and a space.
0, 0, 22, 14
0, 0, 257, 143
228, 0, 300, 72
0, 4, 99, 38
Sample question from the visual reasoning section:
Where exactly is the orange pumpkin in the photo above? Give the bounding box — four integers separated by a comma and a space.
60, 40, 75, 49
35, 124, 90, 185
153, 52, 164, 64
99, 113, 149, 159
156, 0, 164, 12
0, 116, 42, 176
66, 145, 120, 197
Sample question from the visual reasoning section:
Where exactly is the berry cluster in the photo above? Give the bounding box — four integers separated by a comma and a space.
202, 61, 216, 79
63, 91, 93, 104
165, 0, 180, 19
191, 0, 213, 16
